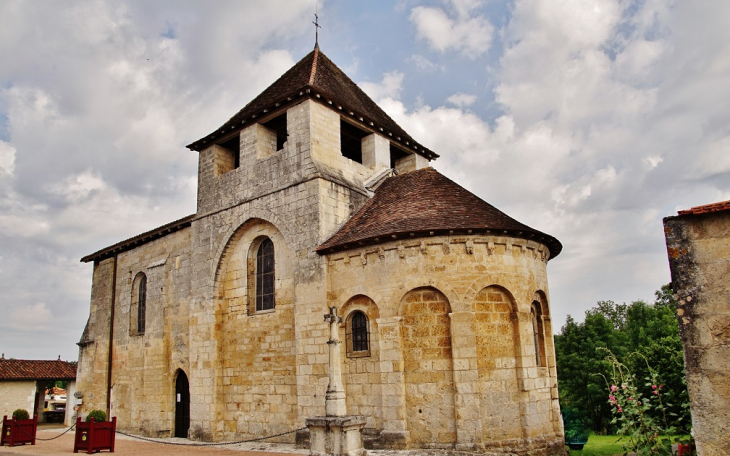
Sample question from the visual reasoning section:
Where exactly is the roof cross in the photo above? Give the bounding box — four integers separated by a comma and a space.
313, 13, 321, 48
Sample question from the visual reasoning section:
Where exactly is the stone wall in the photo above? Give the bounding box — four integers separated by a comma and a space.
0, 380, 36, 419
664, 210, 730, 456
324, 235, 563, 454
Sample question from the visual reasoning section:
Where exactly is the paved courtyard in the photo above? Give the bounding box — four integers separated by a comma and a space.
0, 424, 308, 456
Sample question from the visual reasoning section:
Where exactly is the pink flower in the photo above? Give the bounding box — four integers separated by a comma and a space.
618, 406, 623, 413
628, 397, 632, 401
652, 384, 657, 390
609, 395, 616, 403
653, 390, 658, 395
611, 385, 618, 392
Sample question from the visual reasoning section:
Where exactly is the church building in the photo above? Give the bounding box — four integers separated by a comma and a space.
77, 45, 565, 455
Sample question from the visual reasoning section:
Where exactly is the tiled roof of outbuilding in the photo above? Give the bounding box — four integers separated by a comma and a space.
0, 358, 77, 381
677, 200, 730, 216
316, 167, 562, 258
186, 47, 437, 160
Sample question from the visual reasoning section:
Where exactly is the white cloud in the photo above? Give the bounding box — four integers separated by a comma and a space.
644, 155, 663, 170
361, 71, 405, 102
446, 93, 477, 107
0, 141, 15, 176
409, 2, 493, 57
408, 54, 445, 72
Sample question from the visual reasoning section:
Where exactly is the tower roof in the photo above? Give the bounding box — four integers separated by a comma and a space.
316, 167, 562, 259
186, 48, 437, 160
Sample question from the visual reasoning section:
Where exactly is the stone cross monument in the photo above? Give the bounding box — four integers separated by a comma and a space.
324, 306, 346, 416
305, 307, 367, 456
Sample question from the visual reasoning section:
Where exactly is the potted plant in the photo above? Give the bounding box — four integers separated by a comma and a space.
1, 409, 37, 447
73, 410, 116, 454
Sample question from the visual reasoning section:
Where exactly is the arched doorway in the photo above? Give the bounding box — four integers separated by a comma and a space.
175, 371, 190, 438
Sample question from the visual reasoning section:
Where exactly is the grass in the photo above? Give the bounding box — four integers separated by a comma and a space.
569, 434, 691, 456
568, 434, 626, 456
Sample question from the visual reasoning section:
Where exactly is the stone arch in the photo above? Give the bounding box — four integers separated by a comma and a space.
531, 289, 553, 369
394, 279, 461, 317
532, 290, 550, 316
462, 276, 519, 312
212, 218, 291, 306
472, 284, 523, 442
212, 217, 296, 438
399, 287, 456, 446
211, 209, 294, 287
339, 295, 383, 429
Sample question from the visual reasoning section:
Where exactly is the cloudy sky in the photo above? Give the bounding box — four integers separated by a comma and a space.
1, 0, 728, 361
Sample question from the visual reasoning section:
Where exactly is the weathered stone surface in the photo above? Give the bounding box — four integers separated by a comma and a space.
664, 209, 730, 456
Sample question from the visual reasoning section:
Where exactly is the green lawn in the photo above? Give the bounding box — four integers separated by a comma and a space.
568, 434, 626, 456
569, 434, 690, 456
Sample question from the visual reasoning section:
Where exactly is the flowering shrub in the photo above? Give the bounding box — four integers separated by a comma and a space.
603, 350, 690, 455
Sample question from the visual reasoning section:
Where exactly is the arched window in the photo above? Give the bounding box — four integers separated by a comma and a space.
137, 274, 147, 333
255, 238, 275, 311
346, 310, 370, 357
131, 272, 147, 335
531, 302, 546, 367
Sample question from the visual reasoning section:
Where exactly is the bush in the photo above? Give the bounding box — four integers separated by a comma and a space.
563, 406, 591, 443
11, 409, 29, 420
85, 409, 107, 423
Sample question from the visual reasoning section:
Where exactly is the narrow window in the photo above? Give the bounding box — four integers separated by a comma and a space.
352, 311, 368, 351
531, 303, 545, 367
138, 274, 147, 333
131, 272, 147, 335
346, 310, 370, 357
256, 238, 275, 311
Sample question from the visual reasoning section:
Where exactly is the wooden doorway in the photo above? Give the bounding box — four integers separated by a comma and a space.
174, 371, 190, 438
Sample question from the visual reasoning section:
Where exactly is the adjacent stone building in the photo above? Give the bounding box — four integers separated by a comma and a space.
77, 46, 565, 454
0, 356, 77, 426
664, 200, 730, 456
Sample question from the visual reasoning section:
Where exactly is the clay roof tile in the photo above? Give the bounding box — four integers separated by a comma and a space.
186, 48, 436, 159
0, 358, 77, 381
317, 167, 562, 258
677, 200, 730, 216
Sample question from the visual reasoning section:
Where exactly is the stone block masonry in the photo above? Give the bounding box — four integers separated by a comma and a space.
77, 53, 566, 455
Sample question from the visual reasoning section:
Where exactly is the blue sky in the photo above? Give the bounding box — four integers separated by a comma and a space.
1, 0, 729, 360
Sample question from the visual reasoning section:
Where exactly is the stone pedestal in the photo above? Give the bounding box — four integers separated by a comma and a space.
306, 415, 367, 456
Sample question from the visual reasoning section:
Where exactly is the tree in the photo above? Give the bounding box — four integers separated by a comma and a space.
555, 285, 689, 435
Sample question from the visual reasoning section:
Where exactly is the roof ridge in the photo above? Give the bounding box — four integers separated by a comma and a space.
308, 46, 319, 86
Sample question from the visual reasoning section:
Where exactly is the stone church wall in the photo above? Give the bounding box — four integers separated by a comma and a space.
324, 235, 563, 454
185, 98, 372, 440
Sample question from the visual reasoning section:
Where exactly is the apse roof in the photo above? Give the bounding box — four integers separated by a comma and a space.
316, 167, 562, 259
186, 47, 437, 160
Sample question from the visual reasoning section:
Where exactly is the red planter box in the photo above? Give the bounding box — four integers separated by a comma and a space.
678, 442, 696, 456
73, 416, 116, 454
1, 415, 37, 447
